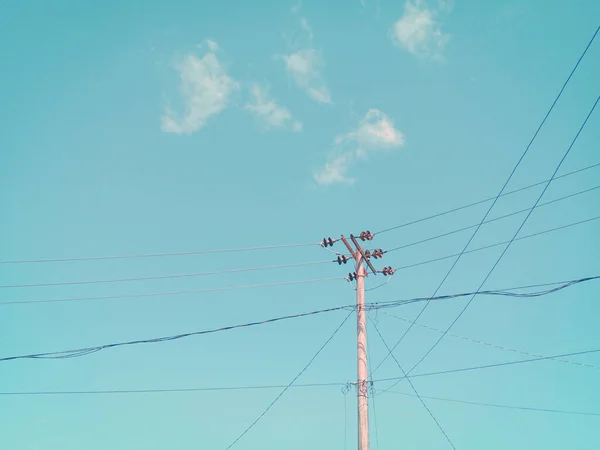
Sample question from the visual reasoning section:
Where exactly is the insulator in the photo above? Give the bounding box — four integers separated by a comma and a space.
348, 272, 357, 281
322, 237, 335, 247
337, 255, 349, 265
359, 230, 374, 241
381, 266, 395, 276
364, 250, 371, 259
371, 249, 384, 259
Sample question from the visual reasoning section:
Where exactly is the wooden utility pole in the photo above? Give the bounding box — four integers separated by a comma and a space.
340, 234, 378, 450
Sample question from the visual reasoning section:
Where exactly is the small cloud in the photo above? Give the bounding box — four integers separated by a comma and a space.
314, 109, 405, 186
161, 41, 238, 134
391, 0, 449, 60
245, 84, 302, 132
282, 49, 331, 104
280, 7, 332, 104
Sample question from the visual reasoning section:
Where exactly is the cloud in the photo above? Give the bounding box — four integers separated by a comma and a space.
162, 41, 238, 134
245, 84, 302, 132
314, 109, 405, 186
282, 49, 331, 104
391, 0, 449, 59
281, 6, 332, 104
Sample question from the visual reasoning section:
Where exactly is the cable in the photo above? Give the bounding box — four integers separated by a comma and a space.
375, 348, 600, 384
0, 306, 355, 362
224, 310, 353, 450
382, 311, 600, 370
0, 382, 345, 396
392, 215, 600, 273
374, 161, 600, 236
0, 276, 345, 306
386, 183, 600, 254
399, 94, 600, 389
379, 389, 600, 417
370, 318, 456, 449
370, 25, 600, 376
0, 259, 335, 289
2, 275, 597, 362
0, 242, 321, 265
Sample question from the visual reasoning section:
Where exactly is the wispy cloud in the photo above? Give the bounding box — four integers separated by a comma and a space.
162, 41, 238, 134
245, 84, 302, 132
314, 109, 405, 186
391, 0, 449, 60
281, 5, 332, 104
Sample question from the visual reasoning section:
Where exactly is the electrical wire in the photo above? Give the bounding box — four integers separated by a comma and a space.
370, 25, 600, 377
0, 276, 346, 306
382, 311, 600, 370
373, 161, 600, 236
386, 183, 600, 254
392, 215, 600, 273
224, 310, 353, 450
375, 347, 600, 385
1, 275, 597, 362
0, 242, 321, 265
398, 94, 600, 390
378, 389, 600, 417
0, 259, 335, 289
370, 318, 457, 449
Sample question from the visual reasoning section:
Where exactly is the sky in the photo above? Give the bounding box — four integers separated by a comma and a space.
1, 0, 600, 449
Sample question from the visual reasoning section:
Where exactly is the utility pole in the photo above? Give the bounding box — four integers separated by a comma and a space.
323, 232, 394, 450
340, 233, 377, 450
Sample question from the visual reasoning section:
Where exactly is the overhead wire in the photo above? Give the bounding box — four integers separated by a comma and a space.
373, 161, 600, 236
385, 183, 600, 254
1, 275, 597, 363
0, 241, 322, 265
369, 25, 600, 377
0, 259, 335, 289
378, 389, 600, 417
370, 318, 457, 449
0, 276, 345, 306
391, 215, 600, 273
382, 311, 600, 370
224, 310, 353, 450
395, 94, 600, 392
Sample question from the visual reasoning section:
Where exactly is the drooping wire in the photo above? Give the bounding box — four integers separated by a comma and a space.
370, 25, 600, 376
373, 161, 600, 236
224, 310, 354, 450
398, 95, 600, 390
0, 259, 335, 289
386, 183, 600, 254
370, 318, 457, 449
0, 276, 346, 306
378, 389, 600, 417
0, 241, 322, 265
1, 275, 597, 362
382, 311, 600, 370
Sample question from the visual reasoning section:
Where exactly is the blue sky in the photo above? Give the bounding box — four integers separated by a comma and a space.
1, 0, 600, 449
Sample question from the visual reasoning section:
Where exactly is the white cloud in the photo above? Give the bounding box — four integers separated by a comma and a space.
245, 84, 302, 132
314, 109, 405, 186
162, 42, 238, 134
281, 7, 332, 104
391, 0, 449, 59
283, 49, 331, 104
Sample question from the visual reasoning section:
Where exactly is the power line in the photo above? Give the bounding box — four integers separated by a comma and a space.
0, 276, 345, 306
0, 241, 321, 265
1, 275, 597, 362
224, 310, 353, 450
370, 24, 600, 377
386, 183, 600, 254
370, 318, 457, 449
0, 259, 335, 289
399, 94, 600, 389
392, 214, 600, 273
375, 348, 600, 384
373, 161, 600, 236
378, 389, 600, 417
382, 311, 600, 370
